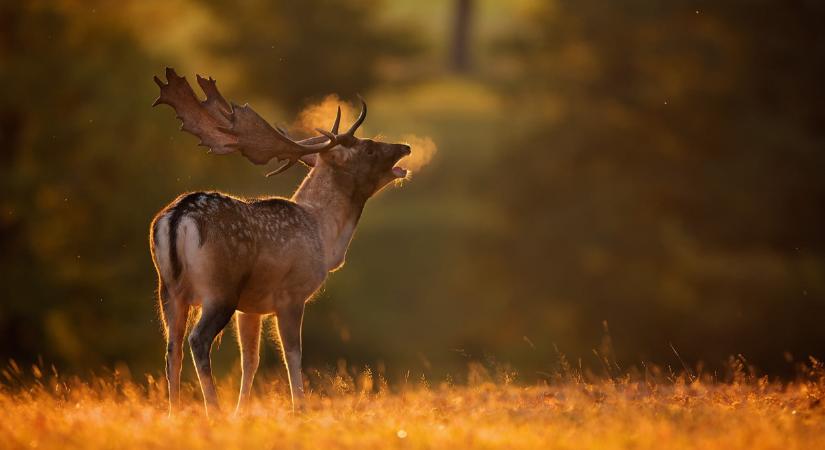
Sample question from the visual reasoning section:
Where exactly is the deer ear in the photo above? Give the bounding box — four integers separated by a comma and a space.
299, 153, 317, 167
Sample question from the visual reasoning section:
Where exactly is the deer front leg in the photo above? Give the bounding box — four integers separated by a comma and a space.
189, 303, 235, 416
276, 302, 306, 412
234, 312, 262, 415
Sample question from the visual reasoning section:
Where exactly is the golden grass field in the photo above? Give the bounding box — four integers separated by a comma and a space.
1, 359, 824, 450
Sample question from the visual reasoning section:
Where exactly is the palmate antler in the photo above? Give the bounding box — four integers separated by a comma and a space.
153, 68, 337, 175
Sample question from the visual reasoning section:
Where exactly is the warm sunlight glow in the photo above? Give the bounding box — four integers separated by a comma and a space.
293, 94, 358, 135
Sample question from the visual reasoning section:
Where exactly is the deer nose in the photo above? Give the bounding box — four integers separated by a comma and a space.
398, 144, 411, 156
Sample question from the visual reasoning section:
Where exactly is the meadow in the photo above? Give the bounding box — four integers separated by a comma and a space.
1, 358, 823, 450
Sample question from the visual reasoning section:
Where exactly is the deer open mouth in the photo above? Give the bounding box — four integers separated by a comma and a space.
392, 166, 408, 178
392, 145, 412, 178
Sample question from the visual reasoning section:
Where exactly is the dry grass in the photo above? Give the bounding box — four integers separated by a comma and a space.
1, 359, 824, 450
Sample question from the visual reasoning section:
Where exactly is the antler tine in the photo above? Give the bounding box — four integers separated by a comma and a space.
272, 126, 336, 154
343, 96, 367, 136
266, 108, 338, 153
316, 128, 336, 143
295, 106, 342, 146
265, 129, 338, 177
331, 106, 341, 134
265, 159, 298, 177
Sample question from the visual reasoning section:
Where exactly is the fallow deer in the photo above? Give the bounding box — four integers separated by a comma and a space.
149, 68, 411, 415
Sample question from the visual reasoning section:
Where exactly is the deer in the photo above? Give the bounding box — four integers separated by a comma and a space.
148, 68, 411, 416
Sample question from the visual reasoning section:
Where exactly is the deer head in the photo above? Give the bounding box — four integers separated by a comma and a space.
298, 99, 411, 200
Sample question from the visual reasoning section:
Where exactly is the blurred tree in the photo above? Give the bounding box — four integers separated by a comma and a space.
203, 0, 421, 111
0, 1, 176, 367
449, 0, 474, 72
481, 0, 825, 372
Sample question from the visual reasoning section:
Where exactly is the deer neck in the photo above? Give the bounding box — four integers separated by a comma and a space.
292, 163, 368, 271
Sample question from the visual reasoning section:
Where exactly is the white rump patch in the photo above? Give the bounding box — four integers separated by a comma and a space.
153, 215, 174, 281
178, 216, 212, 300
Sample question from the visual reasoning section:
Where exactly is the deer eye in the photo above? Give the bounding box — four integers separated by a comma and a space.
365, 145, 375, 156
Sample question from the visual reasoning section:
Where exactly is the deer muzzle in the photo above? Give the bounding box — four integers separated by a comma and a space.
391, 144, 412, 178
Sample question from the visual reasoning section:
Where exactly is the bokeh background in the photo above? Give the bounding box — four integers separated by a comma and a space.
2, 0, 824, 382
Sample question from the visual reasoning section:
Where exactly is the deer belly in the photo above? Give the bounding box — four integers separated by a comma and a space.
236, 258, 326, 314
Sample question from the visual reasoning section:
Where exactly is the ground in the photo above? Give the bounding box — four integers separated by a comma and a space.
1, 362, 824, 450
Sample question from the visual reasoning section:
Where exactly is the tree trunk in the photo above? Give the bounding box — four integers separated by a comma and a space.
450, 0, 473, 72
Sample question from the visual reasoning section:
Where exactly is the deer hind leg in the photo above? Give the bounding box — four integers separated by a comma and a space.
234, 312, 262, 415
275, 302, 306, 412
188, 302, 235, 416
160, 281, 189, 415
